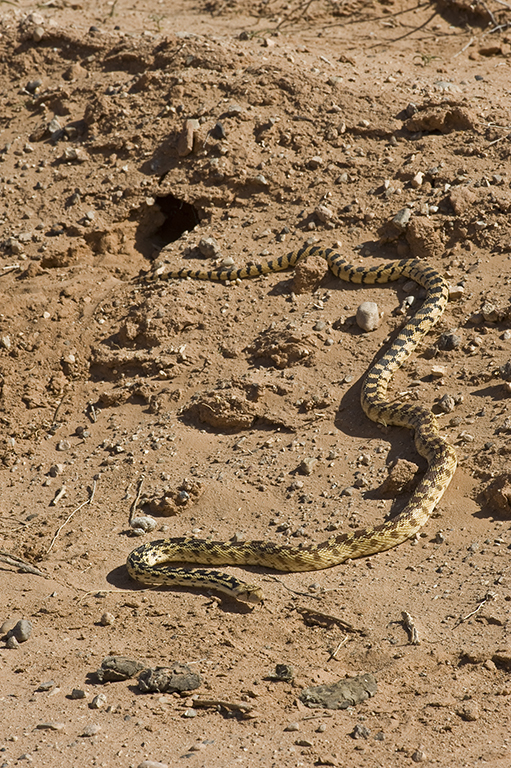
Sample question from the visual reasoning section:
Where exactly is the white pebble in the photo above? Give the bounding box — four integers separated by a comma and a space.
411, 171, 424, 188
356, 301, 380, 331
130, 515, 157, 533
137, 762, 169, 768
91, 693, 107, 709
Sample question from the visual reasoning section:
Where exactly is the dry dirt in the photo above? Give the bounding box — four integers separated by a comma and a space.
1, 1, 511, 766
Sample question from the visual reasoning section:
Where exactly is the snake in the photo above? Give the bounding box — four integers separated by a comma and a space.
126, 244, 457, 604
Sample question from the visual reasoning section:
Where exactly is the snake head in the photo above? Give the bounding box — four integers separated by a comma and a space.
233, 584, 264, 605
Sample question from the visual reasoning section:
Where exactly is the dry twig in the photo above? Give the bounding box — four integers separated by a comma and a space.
47, 479, 97, 553
0, 551, 46, 577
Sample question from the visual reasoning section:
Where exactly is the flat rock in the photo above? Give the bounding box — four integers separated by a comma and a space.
300, 673, 377, 709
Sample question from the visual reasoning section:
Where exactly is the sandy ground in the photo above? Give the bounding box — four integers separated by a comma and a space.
1, 1, 511, 766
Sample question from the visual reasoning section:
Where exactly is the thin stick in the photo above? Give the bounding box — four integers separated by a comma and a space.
47, 480, 97, 553
452, 36, 474, 59
487, 131, 511, 147
0, 551, 46, 577
328, 635, 348, 660
454, 591, 496, 628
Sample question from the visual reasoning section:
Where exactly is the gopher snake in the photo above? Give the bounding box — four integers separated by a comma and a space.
127, 245, 457, 603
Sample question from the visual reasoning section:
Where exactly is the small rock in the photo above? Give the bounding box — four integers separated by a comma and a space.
449, 284, 464, 300
138, 663, 201, 694
137, 762, 169, 768
438, 332, 461, 351
33, 26, 45, 42
284, 722, 300, 732
299, 457, 318, 475
56, 440, 71, 452
100, 612, 115, 626
198, 237, 221, 258
35, 680, 55, 692
177, 118, 200, 157
80, 723, 101, 737
271, 664, 294, 682
315, 204, 336, 224
307, 156, 323, 169
183, 709, 197, 718
356, 301, 380, 331
301, 673, 377, 710
130, 515, 157, 534
8, 619, 33, 643
95, 655, 147, 683
70, 688, 87, 699
90, 693, 107, 709
26, 78, 43, 93
411, 171, 424, 188
411, 749, 426, 762
351, 723, 371, 739
430, 365, 446, 378
210, 121, 226, 140
391, 207, 412, 231
438, 394, 456, 413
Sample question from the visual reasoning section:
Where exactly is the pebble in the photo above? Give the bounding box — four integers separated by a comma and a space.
411, 749, 426, 762
300, 457, 318, 475
80, 723, 101, 737
307, 156, 323, 169
137, 762, 169, 768
33, 26, 45, 42
351, 723, 371, 739
356, 301, 380, 331
438, 394, 456, 413
391, 207, 412, 231
8, 619, 33, 643
430, 365, 446, 378
438, 331, 461, 350
26, 78, 43, 93
130, 515, 157, 533
315, 204, 336, 224
284, 722, 300, 732
210, 121, 226, 140
198, 237, 221, 258
449, 284, 464, 300
56, 440, 71, 451
70, 688, 87, 699
411, 171, 424, 188
90, 693, 107, 709
183, 708, 198, 718
35, 680, 56, 692
100, 611, 115, 626
177, 118, 199, 157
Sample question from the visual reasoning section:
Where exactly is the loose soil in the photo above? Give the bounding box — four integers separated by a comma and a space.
1, 1, 511, 766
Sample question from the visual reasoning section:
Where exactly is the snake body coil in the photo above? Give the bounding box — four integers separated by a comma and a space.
127, 245, 457, 603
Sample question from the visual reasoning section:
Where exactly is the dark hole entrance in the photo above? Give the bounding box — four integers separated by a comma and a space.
153, 194, 200, 248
